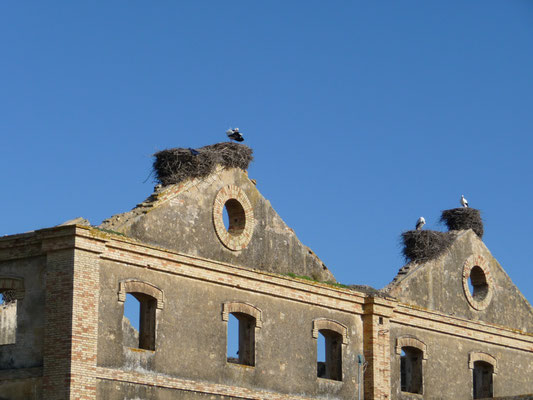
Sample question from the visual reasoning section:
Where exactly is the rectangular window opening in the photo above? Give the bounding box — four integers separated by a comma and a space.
473, 361, 493, 399
401, 347, 423, 394
317, 329, 342, 381
123, 292, 156, 351
227, 312, 255, 366
0, 290, 17, 345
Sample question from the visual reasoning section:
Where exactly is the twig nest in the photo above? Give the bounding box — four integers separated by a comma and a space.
401, 230, 456, 264
440, 208, 484, 238
153, 142, 253, 186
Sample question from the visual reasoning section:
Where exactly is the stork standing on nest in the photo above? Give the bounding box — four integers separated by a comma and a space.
416, 217, 426, 230
461, 195, 468, 208
226, 128, 244, 142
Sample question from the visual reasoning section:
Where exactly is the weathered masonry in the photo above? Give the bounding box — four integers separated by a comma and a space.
1, 144, 532, 399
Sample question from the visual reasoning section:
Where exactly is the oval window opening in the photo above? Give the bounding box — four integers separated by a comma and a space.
469, 266, 489, 301
224, 199, 246, 236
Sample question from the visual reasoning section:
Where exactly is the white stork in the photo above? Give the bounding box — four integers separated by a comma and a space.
416, 217, 426, 231
226, 128, 244, 142
461, 195, 469, 208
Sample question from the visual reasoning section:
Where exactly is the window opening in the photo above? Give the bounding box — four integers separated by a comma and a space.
223, 206, 230, 231
224, 199, 246, 236
227, 313, 239, 362
0, 289, 17, 345
123, 292, 156, 350
317, 332, 326, 378
227, 312, 255, 366
473, 361, 493, 399
401, 346, 423, 394
469, 266, 489, 301
317, 329, 342, 381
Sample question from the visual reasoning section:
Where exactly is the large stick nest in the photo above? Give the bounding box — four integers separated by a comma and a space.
440, 208, 483, 238
153, 142, 253, 186
401, 230, 456, 264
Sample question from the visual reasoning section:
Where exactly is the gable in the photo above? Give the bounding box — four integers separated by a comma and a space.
100, 166, 335, 282
385, 230, 533, 333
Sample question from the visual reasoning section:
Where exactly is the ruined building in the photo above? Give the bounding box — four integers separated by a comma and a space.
1, 144, 532, 400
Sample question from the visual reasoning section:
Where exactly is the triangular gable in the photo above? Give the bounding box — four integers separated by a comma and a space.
385, 230, 533, 333
100, 166, 335, 282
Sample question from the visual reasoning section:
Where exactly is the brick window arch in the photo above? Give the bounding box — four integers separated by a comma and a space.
118, 279, 164, 309
0, 276, 25, 301
118, 279, 164, 351
0, 276, 24, 345
222, 302, 262, 327
313, 318, 348, 381
469, 352, 498, 372
395, 336, 428, 359
222, 302, 262, 366
312, 318, 348, 344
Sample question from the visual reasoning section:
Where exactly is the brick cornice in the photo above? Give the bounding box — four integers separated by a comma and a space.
0, 225, 106, 260
393, 303, 533, 352
72, 228, 373, 314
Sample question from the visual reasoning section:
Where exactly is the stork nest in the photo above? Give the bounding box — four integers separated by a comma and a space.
401, 230, 456, 264
153, 142, 253, 186
440, 208, 483, 238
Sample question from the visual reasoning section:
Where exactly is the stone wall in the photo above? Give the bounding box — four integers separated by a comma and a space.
96, 254, 364, 398
390, 323, 533, 399
100, 167, 334, 283
1, 225, 533, 400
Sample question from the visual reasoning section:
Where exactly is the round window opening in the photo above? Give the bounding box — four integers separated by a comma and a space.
469, 266, 489, 301
462, 255, 493, 311
224, 199, 246, 236
213, 185, 254, 251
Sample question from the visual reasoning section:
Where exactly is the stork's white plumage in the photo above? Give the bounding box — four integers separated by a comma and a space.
461, 195, 469, 208
226, 128, 244, 142
416, 217, 426, 231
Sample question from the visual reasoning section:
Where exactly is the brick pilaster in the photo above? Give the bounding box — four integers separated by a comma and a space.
42, 230, 102, 399
69, 248, 100, 398
363, 297, 395, 400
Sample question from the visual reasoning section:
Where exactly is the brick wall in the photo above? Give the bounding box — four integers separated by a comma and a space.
43, 247, 75, 399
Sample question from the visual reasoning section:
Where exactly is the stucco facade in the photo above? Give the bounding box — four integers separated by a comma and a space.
1, 164, 532, 400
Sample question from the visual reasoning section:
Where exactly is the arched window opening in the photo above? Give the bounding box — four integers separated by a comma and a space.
401, 346, 423, 394
227, 312, 256, 366
0, 289, 17, 345
123, 292, 157, 351
317, 329, 342, 381
473, 361, 493, 399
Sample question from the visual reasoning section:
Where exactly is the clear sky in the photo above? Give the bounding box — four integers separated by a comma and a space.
2, 2, 533, 305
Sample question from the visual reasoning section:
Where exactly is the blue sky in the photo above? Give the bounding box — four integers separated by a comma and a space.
2, 2, 533, 305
